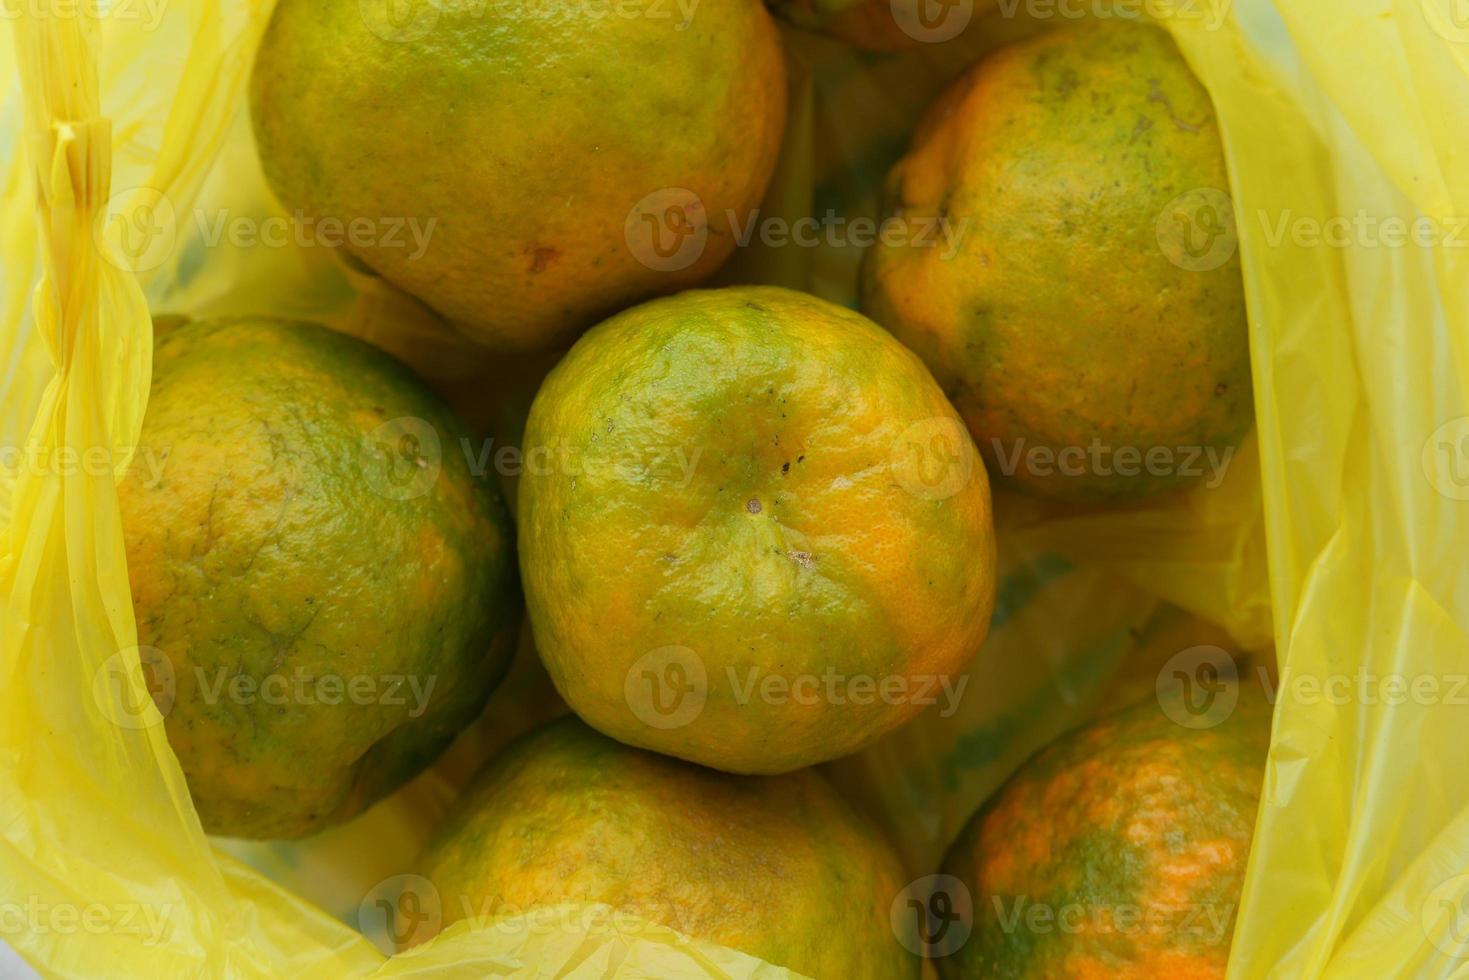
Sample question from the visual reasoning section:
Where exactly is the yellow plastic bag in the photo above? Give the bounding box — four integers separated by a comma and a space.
1, 0, 1466, 976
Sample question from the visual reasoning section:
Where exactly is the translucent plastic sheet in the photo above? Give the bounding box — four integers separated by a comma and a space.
0, 1, 1465, 977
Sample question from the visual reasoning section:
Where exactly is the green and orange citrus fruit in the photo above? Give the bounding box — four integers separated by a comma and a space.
118, 316, 519, 838
418, 716, 919, 977
517, 285, 996, 773
251, 0, 787, 353
862, 19, 1252, 500
939, 686, 1270, 978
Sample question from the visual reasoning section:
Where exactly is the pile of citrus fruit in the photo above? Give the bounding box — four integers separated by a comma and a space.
121, 3, 1268, 976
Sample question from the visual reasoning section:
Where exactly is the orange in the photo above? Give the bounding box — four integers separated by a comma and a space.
417, 716, 920, 977
938, 685, 1270, 977
118, 317, 519, 838
861, 19, 1252, 500
518, 285, 996, 773
251, 0, 787, 354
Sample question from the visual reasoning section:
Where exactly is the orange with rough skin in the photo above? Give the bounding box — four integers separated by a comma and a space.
861, 19, 1252, 500
939, 688, 1270, 978
417, 716, 920, 977
118, 317, 519, 839
251, 0, 787, 353
518, 285, 996, 774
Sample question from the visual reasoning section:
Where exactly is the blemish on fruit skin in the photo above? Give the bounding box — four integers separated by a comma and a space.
527, 245, 558, 274
746, 498, 762, 514
788, 550, 814, 567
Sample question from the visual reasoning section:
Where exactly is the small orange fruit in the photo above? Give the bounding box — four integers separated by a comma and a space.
518, 285, 996, 773
939, 686, 1270, 978
862, 20, 1252, 501
251, 0, 787, 353
418, 716, 920, 977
